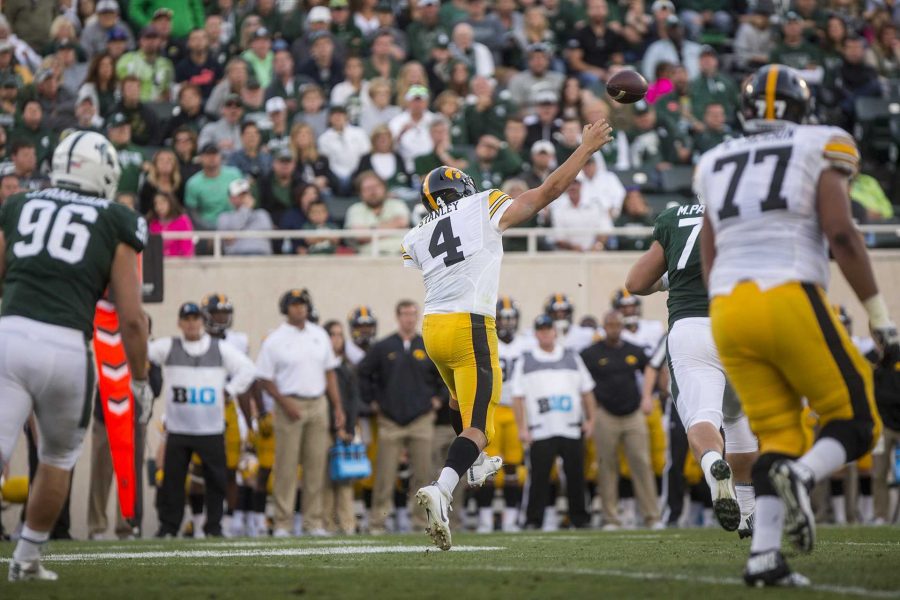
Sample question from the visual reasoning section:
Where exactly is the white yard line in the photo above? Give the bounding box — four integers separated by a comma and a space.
315, 563, 900, 599
43, 545, 505, 563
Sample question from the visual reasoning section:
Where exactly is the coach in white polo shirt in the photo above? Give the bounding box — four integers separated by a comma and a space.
256, 289, 346, 537
512, 314, 596, 530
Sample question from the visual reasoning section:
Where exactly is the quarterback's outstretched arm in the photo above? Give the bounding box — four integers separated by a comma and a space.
498, 118, 614, 232
817, 169, 897, 344
625, 241, 667, 295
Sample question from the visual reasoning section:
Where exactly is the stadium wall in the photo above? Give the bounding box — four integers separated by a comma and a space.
4, 252, 900, 538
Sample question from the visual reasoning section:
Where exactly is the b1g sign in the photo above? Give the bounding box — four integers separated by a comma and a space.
142, 233, 163, 303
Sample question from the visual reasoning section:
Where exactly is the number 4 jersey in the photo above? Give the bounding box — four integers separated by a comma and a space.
0, 188, 147, 337
694, 124, 859, 298
401, 189, 512, 317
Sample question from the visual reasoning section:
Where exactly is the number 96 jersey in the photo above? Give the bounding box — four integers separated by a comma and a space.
694, 124, 859, 298
401, 189, 512, 317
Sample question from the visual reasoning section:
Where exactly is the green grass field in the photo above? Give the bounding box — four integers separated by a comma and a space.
1, 527, 899, 599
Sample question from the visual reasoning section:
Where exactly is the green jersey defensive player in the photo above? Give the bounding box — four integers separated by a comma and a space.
0, 131, 151, 582
625, 201, 759, 536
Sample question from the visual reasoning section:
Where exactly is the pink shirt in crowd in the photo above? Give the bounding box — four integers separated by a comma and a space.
149, 214, 196, 257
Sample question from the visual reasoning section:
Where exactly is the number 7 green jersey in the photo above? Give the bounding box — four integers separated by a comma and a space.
651, 202, 710, 329
0, 188, 147, 337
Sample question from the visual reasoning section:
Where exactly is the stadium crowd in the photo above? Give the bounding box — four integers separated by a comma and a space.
1, 0, 900, 541
0, 0, 898, 257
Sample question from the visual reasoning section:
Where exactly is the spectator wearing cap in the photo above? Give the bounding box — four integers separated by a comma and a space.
81, 0, 135, 60
8, 139, 48, 192
508, 43, 565, 108
56, 38, 89, 98
566, 0, 626, 86
105, 27, 132, 62
75, 89, 105, 132
116, 25, 175, 102
358, 77, 401, 135
263, 96, 291, 149
164, 83, 214, 142
299, 31, 344, 94
344, 170, 410, 256
771, 11, 823, 72
216, 178, 274, 256
184, 144, 243, 229
0, 40, 30, 88
106, 112, 147, 194
318, 105, 372, 195
8, 101, 53, 169
388, 84, 435, 172
646, 0, 675, 44
228, 120, 273, 181
266, 50, 304, 117
1, 0, 55, 54
112, 74, 162, 145
513, 314, 596, 530
463, 0, 505, 56
240, 78, 268, 121
363, 29, 401, 81
470, 133, 518, 190
175, 29, 224, 101
678, 0, 734, 42
198, 94, 244, 155
523, 140, 557, 188
241, 27, 275, 90
257, 289, 346, 538
330, 57, 372, 126
450, 22, 494, 79
329, 0, 365, 58
733, 2, 773, 72
0, 14, 41, 74
24, 68, 78, 131
151, 301, 256, 538
259, 146, 301, 228
581, 311, 661, 529
80, 52, 118, 118
424, 33, 453, 96
689, 45, 739, 122
413, 117, 468, 175
291, 6, 333, 68
523, 89, 562, 150
408, 0, 449, 64
128, 0, 205, 41
642, 15, 703, 82
548, 179, 609, 252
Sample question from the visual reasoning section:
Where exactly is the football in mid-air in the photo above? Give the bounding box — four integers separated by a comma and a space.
606, 70, 648, 104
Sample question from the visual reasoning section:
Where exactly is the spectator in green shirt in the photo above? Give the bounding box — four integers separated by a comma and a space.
116, 26, 175, 101
408, 0, 447, 63
127, 0, 205, 40
770, 11, 823, 70
242, 28, 275, 90
330, 0, 365, 58
693, 103, 737, 156
184, 143, 243, 229
689, 45, 739, 122
413, 117, 469, 176
106, 112, 147, 195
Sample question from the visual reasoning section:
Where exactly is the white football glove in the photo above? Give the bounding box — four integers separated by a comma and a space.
864, 294, 900, 350
131, 379, 155, 425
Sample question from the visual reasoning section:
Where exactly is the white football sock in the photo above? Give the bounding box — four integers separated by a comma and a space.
502, 507, 519, 531
13, 526, 49, 563
750, 496, 785, 554
192, 513, 206, 535
542, 506, 558, 531
437, 467, 460, 497
831, 495, 847, 524
478, 508, 494, 532
736, 483, 756, 517
860, 494, 874, 523
700, 450, 725, 495
799, 438, 847, 483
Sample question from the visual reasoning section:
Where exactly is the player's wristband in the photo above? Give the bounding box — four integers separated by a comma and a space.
863, 293, 892, 329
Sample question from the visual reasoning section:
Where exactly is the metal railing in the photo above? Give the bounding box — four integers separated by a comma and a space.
159, 224, 900, 258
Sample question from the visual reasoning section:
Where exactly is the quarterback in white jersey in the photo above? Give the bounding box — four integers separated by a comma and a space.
406, 119, 614, 551
696, 65, 896, 587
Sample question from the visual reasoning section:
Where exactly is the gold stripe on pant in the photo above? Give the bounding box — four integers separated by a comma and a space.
272, 395, 329, 532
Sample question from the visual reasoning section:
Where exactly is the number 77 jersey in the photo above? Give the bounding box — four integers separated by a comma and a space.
401, 189, 512, 317
694, 124, 860, 298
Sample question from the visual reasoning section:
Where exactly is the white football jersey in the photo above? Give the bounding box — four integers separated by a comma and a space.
621, 319, 666, 357
498, 334, 535, 406
222, 330, 249, 356
694, 124, 859, 297
402, 189, 512, 317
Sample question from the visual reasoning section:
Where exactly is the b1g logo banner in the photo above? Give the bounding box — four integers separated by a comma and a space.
172, 386, 217, 405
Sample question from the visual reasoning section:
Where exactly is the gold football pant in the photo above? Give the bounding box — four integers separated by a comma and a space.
423, 313, 502, 443
485, 405, 526, 486
711, 281, 881, 459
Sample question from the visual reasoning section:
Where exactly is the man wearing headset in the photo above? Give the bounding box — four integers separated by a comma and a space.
255, 289, 346, 538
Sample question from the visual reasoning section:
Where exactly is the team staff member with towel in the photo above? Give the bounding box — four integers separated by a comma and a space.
151, 302, 256, 538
